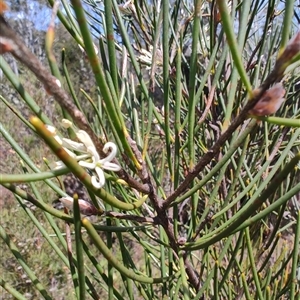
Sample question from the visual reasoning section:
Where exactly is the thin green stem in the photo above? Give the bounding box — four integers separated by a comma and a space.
289, 210, 300, 300
0, 167, 69, 183
73, 196, 86, 300
104, 0, 119, 95
0, 58, 52, 125
216, 0, 252, 95
162, 0, 172, 177
185, 150, 300, 250
0, 225, 52, 300
279, 0, 295, 53
0, 279, 28, 300
82, 218, 166, 284
245, 228, 264, 300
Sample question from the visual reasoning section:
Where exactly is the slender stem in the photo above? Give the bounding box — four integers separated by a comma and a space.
104, 0, 119, 95
245, 228, 264, 300
73, 196, 86, 300
216, 0, 253, 94
0, 167, 69, 183
0, 225, 52, 300
289, 209, 300, 300
0, 279, 28, 300
82, 218, 166, 284
279, 0, 295, 53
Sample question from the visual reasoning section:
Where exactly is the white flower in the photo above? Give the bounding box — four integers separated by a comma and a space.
46, 120, 121, 188
79, 142, 121, 189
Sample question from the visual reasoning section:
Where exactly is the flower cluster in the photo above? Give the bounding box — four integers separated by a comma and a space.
46, 119, 121, 189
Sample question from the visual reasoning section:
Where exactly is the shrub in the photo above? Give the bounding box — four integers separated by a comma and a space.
1, 0, 300, 299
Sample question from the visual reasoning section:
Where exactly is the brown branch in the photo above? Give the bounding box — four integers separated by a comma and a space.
185, 256, 201, 290
104, 211, 156, 223
198, 85, 216, 126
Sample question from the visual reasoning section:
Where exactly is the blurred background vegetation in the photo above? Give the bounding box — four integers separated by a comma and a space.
1, 0, 300, 299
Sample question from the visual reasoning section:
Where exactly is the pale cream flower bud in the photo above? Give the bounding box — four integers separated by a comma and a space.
59, 196, 100, 216
61, 119, 73, 129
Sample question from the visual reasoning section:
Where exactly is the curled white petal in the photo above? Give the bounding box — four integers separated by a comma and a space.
45, 125, 65, 146
79, 160, 96, 169
101, 142, 118, 163
91, 177, 102, 189
61, 138, 86, 152
63, 147, 77, 158
95, 166, 106, 187
101, 161, 121, 171
91, 167, 105, 189
76, 130, 95, 149
53, 135, 63, 145
71, 139, 119, 188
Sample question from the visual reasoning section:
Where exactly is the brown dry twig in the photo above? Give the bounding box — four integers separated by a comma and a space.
104, 211, 156, 224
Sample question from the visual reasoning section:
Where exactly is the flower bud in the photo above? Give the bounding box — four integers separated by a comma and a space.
249, 83, 286, 116
61, 119, 73, 128
277, 32, 300, 66
59, 196, 100, 216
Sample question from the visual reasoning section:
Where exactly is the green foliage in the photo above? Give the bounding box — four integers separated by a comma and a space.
1, 0, 300, 299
